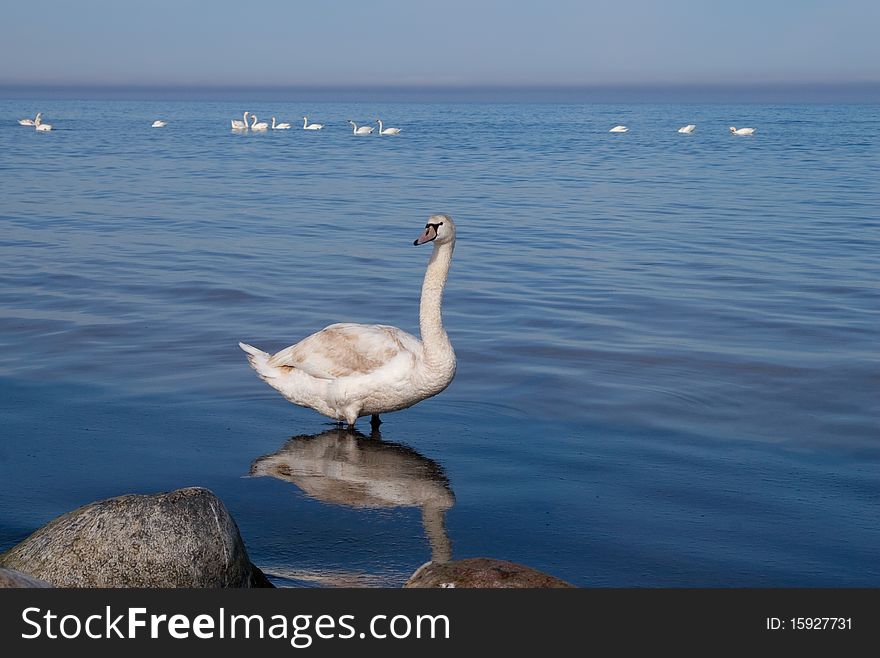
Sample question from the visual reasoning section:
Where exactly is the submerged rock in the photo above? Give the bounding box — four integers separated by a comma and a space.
0, 487, 272, 588
404, 558, 575, 588
0, 567, 53, 588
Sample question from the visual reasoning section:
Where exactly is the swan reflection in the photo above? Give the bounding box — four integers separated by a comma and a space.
250, 428, 454, 562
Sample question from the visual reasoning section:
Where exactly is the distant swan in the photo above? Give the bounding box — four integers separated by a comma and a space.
348, 120, 374, 135
303, 116, 323, 130
678, 124, 696, 134
609, 125, 628, 133
239, 214, 458, 429
376, 119, 401, 135
250, 114, 269, 131
231, 111, 249, 131
18, 113, 38, 126
729, 126, 755, 136
34, 114, 52, 132
271, 117, 291, 130
152, 120, 167, 128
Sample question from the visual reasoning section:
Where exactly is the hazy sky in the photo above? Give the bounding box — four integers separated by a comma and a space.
2, 0, 878, 88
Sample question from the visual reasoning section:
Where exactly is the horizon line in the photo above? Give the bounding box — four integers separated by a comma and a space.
3, 81, 879, 103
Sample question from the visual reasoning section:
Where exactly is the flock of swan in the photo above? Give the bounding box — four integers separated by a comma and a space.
611, 123, 755, 135
17, 112, 52, 132
224, 110, 400, 135
17, 111, 757, 137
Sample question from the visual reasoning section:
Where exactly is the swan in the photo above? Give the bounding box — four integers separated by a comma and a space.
271, 117, 291, 130
609, 125, 628, 133
348, 120, 374, 135
34, 114, 52, 131
376, 119, 401, 135
151, 120, 167, 128
240, 214, 457, 430
231, 111, 249, 131
250, 114, 269, 131
18, 113, 38, 126
303, 116, 323, 130
729, 126, 755, 136
678, 124, 696, 134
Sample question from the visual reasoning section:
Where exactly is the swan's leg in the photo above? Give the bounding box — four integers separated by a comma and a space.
370, 414, 382, 432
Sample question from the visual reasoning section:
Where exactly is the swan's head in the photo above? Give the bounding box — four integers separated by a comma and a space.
729, 127, 736, 132
414, 214, 456, 246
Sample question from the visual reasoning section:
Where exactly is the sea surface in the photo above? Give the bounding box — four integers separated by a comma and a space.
1, 100, 877, 587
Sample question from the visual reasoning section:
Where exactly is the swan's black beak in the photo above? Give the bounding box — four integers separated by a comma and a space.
414, 224, 439, 246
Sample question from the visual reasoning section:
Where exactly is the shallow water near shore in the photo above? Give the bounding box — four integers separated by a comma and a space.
1, 100, 878, 586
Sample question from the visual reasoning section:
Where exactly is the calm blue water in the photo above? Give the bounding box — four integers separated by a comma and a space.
1, 100, 878, 587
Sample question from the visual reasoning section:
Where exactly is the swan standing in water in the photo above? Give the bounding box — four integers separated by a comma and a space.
240, 214, 457, 430
250, 114, 269, 131
376, 119, 401, 135
609, 125, 628, 133
729, 126, 756, 135
231, 111, 250, 131
152, 120, 167, 128
678, 124, 696, 134
348, 120, 374, 135
303, 116, 323, 130
271, 117, 291, 130
18, 113, 38, 126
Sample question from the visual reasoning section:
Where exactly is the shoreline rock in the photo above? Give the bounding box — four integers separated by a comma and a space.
404, 557, 575, 588
0, 487, 272, 588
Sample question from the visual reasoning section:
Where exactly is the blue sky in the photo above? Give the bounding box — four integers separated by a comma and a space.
2, 0, 878, 88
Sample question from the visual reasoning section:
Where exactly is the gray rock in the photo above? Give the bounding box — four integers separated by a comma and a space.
0, 567, 53, 588
404, 558, 575, 588
0, 487, 272, 588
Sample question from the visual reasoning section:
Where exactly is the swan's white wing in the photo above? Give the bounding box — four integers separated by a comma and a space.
268, 323, 422, 379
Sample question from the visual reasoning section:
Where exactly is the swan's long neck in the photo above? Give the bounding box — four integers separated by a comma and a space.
378, 120, 383, 132
419, 241, 455, 370
251, 114, 257, 128
304, 117, 308, 128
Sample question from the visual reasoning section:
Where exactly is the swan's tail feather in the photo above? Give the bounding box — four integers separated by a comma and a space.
238, 342, 278, 380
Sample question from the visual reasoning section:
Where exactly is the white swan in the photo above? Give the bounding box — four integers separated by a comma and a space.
348, 120, 374, 135
250, 114, 269, 131
303, 116, 323, 130
18, 113, 38, 126
240, 214, 457, 429
376, 119, 401, 135
678, 124, 696, 134
729, 126, 755, 136
609, 125, 628, 133
271, 117, 291, 130
152, 120, 167, 128
231, 111, 249, 131
34, 113, 52, 131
